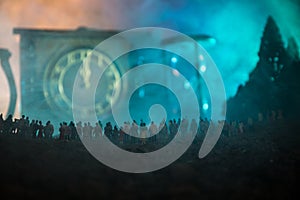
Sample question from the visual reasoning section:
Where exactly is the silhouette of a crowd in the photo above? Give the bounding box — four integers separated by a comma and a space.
0, 114, 54, 139
0, 109, 285, 145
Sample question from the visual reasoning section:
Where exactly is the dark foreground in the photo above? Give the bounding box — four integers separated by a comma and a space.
0, 120, 299, 200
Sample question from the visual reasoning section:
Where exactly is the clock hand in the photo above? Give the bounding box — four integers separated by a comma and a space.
79, 63, 91, 89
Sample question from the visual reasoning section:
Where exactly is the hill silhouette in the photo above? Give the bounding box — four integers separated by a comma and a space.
0, 119, 299, 199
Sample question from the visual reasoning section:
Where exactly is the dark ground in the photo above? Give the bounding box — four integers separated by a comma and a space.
0, 119, 299, 200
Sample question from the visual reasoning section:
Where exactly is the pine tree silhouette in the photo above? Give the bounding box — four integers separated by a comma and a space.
227, 16, 289, 120
246, 16, 287, 115
276, 37, 300, 118
251, 16, 287, 83
286, 36, 299, 62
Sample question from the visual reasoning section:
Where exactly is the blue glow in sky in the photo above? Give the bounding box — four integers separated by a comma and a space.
111, 0, 300, 98
0, 0, 299, 116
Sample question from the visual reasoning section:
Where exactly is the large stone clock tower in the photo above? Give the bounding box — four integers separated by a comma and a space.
14, 28, 127, 124
14, 27, 212, 126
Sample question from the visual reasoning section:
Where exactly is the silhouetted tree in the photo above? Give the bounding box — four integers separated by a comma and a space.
255, 16, 287, 80
227, 16, 289, 120
286, 36, 299, 62
251, 16, 289, 111
273, 36, 300, 118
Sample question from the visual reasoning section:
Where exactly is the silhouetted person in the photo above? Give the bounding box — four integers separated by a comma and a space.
159, 119, 168, 142
29, 120, 36, 138
69, 121, 77, 140
59, 123, 64, 140
24, 116, 30, 137
0, 113, 4, 134
93, 122, 102, 138
76, 121, 83, 139
34, 120, 39, 136
87, 122, 93, 140
119, 126, 125, 144
82, 122, 93, 140
63, 122, 71, 140
173, 118, 179, 133
140, 121, 147, 145
113, 125, 119, 142
17, 115, 26, 136
12, 118, 19, 134
169, 120, 176, 137
98, 120, 103, 130
44, 121, 54, 139
123, 121, 130, 143
3, 114, 13, 134
104, 122, 113, 140
130, 120, 139, 144
82, 123, 88, 139
238, 121, 245, 134
37, 121, 44, 138
149, 121, 158, 143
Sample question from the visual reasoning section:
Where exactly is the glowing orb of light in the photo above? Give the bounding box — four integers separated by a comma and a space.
171, 56, 178, 63
202, 103, 209, 110
172, 69, 180, 76
208, 38, 217, 45
184, 80, 191, 89
200, 65, 206, 72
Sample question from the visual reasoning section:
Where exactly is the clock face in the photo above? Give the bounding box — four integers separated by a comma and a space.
43, 48, 122, 118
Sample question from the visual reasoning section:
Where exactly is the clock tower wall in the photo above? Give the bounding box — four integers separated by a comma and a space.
14, 28, 122, 125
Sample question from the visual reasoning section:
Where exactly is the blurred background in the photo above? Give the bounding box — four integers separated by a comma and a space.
0, 0, 299, 120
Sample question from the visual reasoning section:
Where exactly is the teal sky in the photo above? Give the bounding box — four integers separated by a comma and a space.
0, 0, 299, 115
